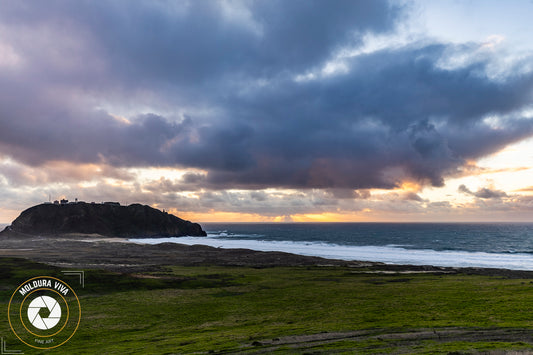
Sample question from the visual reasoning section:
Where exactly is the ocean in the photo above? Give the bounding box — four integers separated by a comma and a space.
132, 223, 533, 270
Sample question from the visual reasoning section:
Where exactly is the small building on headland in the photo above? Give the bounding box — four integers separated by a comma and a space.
48, 198, 119, 206
50, 198, 84, 205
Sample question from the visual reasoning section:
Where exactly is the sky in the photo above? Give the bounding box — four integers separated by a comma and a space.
1, 0, 533, 223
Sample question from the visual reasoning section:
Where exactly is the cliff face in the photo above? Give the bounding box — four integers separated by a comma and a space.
1, 203, 207, 238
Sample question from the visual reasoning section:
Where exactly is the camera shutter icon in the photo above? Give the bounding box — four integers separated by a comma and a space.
27, 296, 62, 330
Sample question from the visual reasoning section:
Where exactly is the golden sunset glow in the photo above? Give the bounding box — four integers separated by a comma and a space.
1, 1, 533, 224
170, 210, 283, 223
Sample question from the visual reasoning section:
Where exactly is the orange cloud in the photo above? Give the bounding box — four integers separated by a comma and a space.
398, 181, 423, 193
514, 186, 533, 193
455, 162, 530, 178
168, 209, 288, 223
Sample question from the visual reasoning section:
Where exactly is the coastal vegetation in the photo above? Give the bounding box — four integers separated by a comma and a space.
2, 257, 533, 354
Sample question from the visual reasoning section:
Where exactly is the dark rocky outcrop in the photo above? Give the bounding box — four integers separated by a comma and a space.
0, 203, 207, 238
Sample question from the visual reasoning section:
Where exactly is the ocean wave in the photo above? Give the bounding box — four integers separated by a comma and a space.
131, 236, 533, 270
206, 232, 266, 239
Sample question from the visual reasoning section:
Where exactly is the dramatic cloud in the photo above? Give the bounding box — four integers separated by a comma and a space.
1, 1, 533, 222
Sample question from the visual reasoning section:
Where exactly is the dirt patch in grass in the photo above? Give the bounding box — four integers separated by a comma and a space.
245, 328, 533, 353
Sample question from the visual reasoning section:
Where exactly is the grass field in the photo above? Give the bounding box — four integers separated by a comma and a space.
2, 257, 533, 354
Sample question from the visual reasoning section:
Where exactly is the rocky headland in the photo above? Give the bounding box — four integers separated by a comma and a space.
0, 202, 207, 238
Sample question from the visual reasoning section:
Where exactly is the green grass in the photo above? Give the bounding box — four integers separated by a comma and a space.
2, 258, 533, 353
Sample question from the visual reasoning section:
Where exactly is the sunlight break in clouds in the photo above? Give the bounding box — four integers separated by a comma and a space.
1, 0, 533, 222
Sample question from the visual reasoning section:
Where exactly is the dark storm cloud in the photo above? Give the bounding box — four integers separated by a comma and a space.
0, 109, 191, 166
195, 45, 533, 189
0, 0, 398, 88
1, 1, 533, 191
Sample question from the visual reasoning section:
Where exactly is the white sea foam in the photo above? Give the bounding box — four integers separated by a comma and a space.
130, 235, 533, 270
